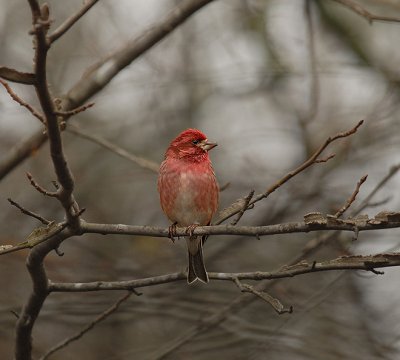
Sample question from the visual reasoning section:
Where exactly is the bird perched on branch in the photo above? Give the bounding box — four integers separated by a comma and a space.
158, 129, 219, 283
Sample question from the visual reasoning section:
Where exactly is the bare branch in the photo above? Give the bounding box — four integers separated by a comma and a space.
48, 0, 99, 43
48, 253, 400, 292
334, 174, 368, 218
7, 198, 50, 225
26, 172, 59, 197
0, 79, 45, 124
39, 291, 133, 360
231, 190, 254, 225
67, 124, 159, 173
0, 66, 36, 84
54, 102, 95, 117
332, 0, 400, 24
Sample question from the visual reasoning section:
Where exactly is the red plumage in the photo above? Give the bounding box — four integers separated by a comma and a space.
158, 129, 219, 283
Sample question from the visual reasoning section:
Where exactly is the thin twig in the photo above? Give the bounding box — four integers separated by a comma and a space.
26, 172, 58, 197
334, 174, 368, 218
233, 277, 292, 315
48, 0, 99, 43
356, 164, 400, 213
8, 198, 50, 225
54, 102, 95, 116
332, 0, 400, 24
231, 190, 254, 225
39, 291, 133, 360
0, 79, 45, 124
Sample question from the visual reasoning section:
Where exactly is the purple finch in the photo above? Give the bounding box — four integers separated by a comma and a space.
158, 129, 219, 283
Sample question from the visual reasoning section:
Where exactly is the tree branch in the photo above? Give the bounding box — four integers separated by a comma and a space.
0, 66, 36, 84
0, 79, 45, 124
48, 0, 99, 43
79, 209, 399, 239
48, 253, 400, 292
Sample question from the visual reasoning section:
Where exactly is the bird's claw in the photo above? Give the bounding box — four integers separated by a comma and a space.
168, 222, 178, 243
185, 224, 199, 238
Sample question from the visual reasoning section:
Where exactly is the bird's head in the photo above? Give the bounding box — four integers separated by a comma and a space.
165, 129, 217, 161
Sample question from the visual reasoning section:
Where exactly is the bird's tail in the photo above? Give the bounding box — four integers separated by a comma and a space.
187, 237, 209, 284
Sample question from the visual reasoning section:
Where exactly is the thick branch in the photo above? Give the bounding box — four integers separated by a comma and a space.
0, 66, 36, 84
15, 230, 72, 360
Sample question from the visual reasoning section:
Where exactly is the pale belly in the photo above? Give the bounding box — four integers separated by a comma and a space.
169, 172, 215, 226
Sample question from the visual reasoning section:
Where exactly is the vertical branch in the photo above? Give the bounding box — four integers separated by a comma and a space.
27, 0, 80, 226
15, 2, 83, 359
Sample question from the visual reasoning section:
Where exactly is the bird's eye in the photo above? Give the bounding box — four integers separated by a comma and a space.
192, 139, 201, 145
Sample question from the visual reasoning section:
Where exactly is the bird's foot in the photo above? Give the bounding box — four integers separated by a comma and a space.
168, 222, 178, 243
185, 224, 199, 238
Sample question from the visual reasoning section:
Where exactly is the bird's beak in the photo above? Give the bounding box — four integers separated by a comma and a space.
200, 140, 217, 151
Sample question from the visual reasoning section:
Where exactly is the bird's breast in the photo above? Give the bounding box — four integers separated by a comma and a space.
158, 161, 219, 226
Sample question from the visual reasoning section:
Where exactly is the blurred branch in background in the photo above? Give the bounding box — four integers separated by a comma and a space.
0, 0, 215, 181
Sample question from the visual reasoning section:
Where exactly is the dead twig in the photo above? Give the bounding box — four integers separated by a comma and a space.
54, 102, 95, 116
231, 190, 254, 225
334, 174, 368, 218
0, 79, 45, 124
8, 198, 50, 225
26, 172, 58, 197
48, 0, 99, 43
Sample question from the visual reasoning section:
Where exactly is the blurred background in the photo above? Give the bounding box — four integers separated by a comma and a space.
1, 0, 400, 359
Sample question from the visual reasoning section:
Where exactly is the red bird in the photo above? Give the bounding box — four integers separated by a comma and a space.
158, 129, 219, 283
